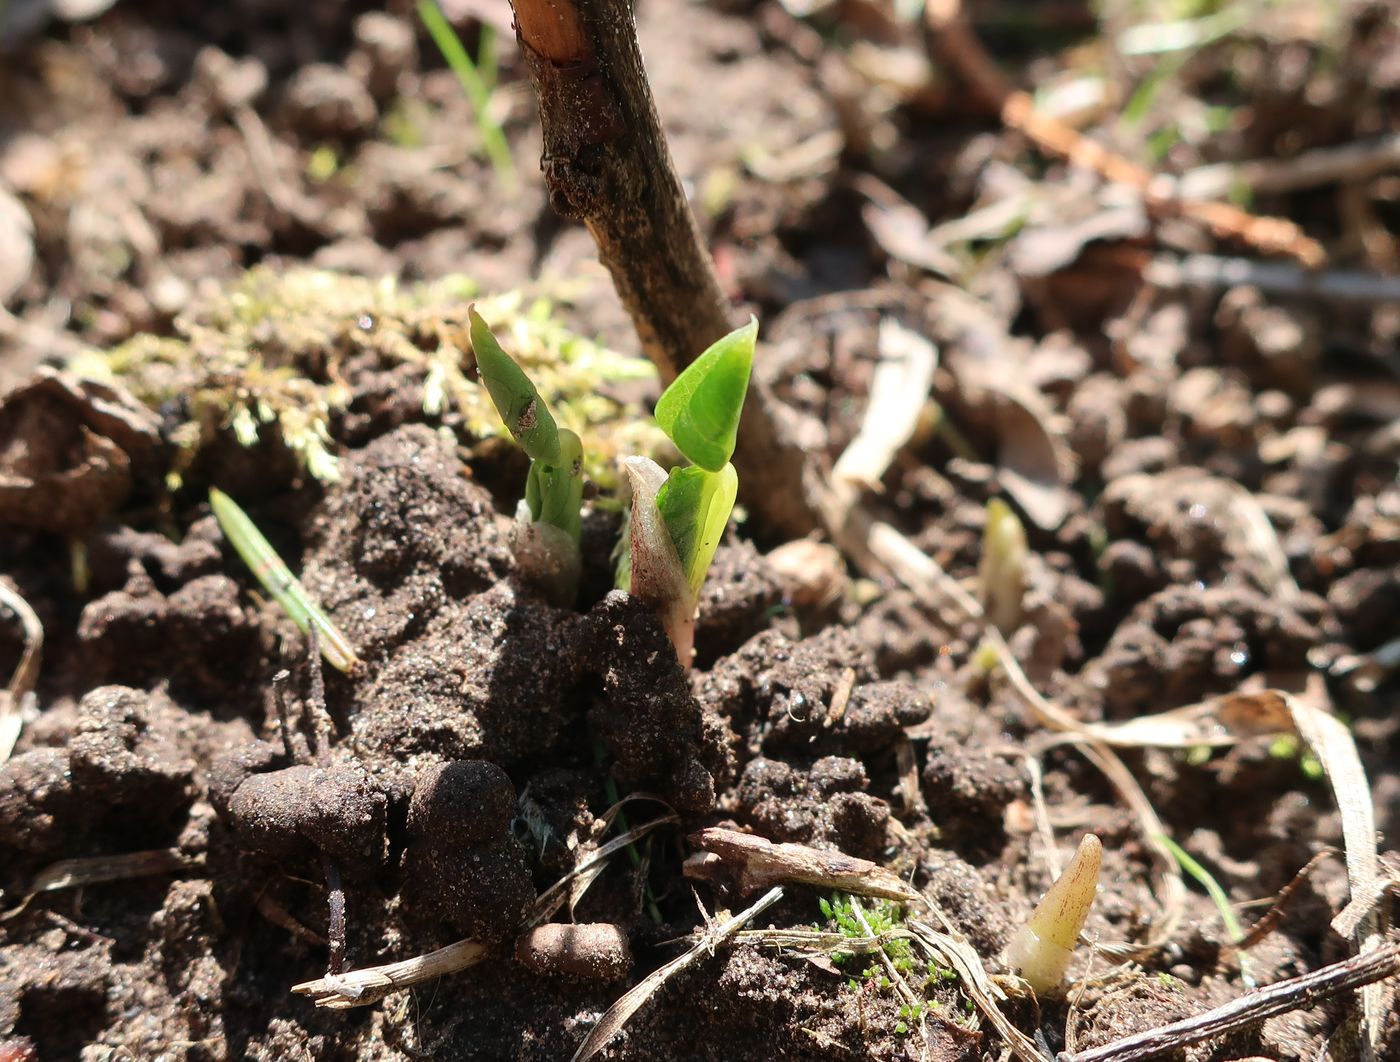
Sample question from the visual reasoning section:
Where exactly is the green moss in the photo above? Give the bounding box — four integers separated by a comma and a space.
68, 266, 666, 491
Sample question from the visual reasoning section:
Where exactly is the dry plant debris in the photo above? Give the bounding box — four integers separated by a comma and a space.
0, 581, 41, 763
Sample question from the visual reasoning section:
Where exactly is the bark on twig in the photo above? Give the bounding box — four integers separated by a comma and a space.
507, 0, 822, 536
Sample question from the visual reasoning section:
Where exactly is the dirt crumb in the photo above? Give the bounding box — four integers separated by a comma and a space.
222, 756, 387, 873
585, 590, 719, 813
402, 760, 534, 942
300, 424, 514, 661
355, 580, 585, 782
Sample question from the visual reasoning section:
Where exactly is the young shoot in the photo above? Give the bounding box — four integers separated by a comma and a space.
979, 497, 1027, 634
469, 308, 583, 604
625, 318, 755, 669
1002, 833, 1101, 995
209, 488, 360, 673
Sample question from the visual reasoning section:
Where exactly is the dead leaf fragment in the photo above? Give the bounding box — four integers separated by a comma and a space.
832, 318, 939, 492
0, 368, 162, 533
0, 186, 35, 306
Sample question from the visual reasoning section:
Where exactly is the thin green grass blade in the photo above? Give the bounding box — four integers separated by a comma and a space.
1159, 834, 1255, 986
209, 488, 359, 673
417, 0, 517, 189
654, 318, 756, 472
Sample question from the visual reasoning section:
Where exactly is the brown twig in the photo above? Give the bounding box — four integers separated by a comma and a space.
923, 0, 1325, 267
1056, 938, 1400, 1062
1178, 132, 1400, 200
506, 0, 823, 536
297, 627, 348, 976
1236, 848, 1340, 951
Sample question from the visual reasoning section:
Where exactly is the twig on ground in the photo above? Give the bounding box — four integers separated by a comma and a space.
685, 827, 918, 902
1056, 938, 1400, 1062
298, 627, 347, 977
1144, 253, 1400, 304
322, 856, 347, 977
256, 889, 327, 946
1236, 848, 1340, 951
0, 579, 42, 763
292, 936, 492, 1009
923, 0, 1325, 267
1177, 133, 1400, 200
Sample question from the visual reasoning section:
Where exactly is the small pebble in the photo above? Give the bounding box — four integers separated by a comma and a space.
516, 923, 632, 982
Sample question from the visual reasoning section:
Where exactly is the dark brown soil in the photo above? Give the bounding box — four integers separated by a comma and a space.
2, 0, 1398, 1060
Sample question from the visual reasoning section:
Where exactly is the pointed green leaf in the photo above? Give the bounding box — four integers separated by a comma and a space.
654, 317, 756, 472
656, 462, 738, 594
209, 488, 359, 672
469, 307, 560, 464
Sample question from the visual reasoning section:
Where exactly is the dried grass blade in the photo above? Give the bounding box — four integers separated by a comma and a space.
3, 848, 200, 921
1270, 691, 1387, 1061
832, 319, 938, 493
571, 887, 784, 1062
0, 579, 42, 763
530, 812, 679, 926
907, 918, 1046, 1062
949, 362, 1074, 530
292, 938, 490, 1009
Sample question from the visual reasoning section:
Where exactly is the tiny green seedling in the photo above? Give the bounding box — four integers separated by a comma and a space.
624, 318, 755, 669
416, 0, 515, 189
209, 487, 359, 672
470, 308, 583, 604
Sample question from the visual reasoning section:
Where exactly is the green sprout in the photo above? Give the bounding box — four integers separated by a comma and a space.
470, 308, 583, 604
979, 497, 1027, 634
209, 488, 360, 673
416, 0, 516, 190
1159, 834, 1255, 987
623, 319, 755, 669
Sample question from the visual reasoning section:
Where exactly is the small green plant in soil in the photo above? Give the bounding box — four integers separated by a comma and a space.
208, 487, 360, 672
819, 894, 970, 1035
622, 318, 755, 669
1159, 834, 1255, 987
470, 307, 583, 604
979, 497, 1027, 634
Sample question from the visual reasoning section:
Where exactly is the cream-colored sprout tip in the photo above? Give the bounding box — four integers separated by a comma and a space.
1002, 833, 1102, 994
